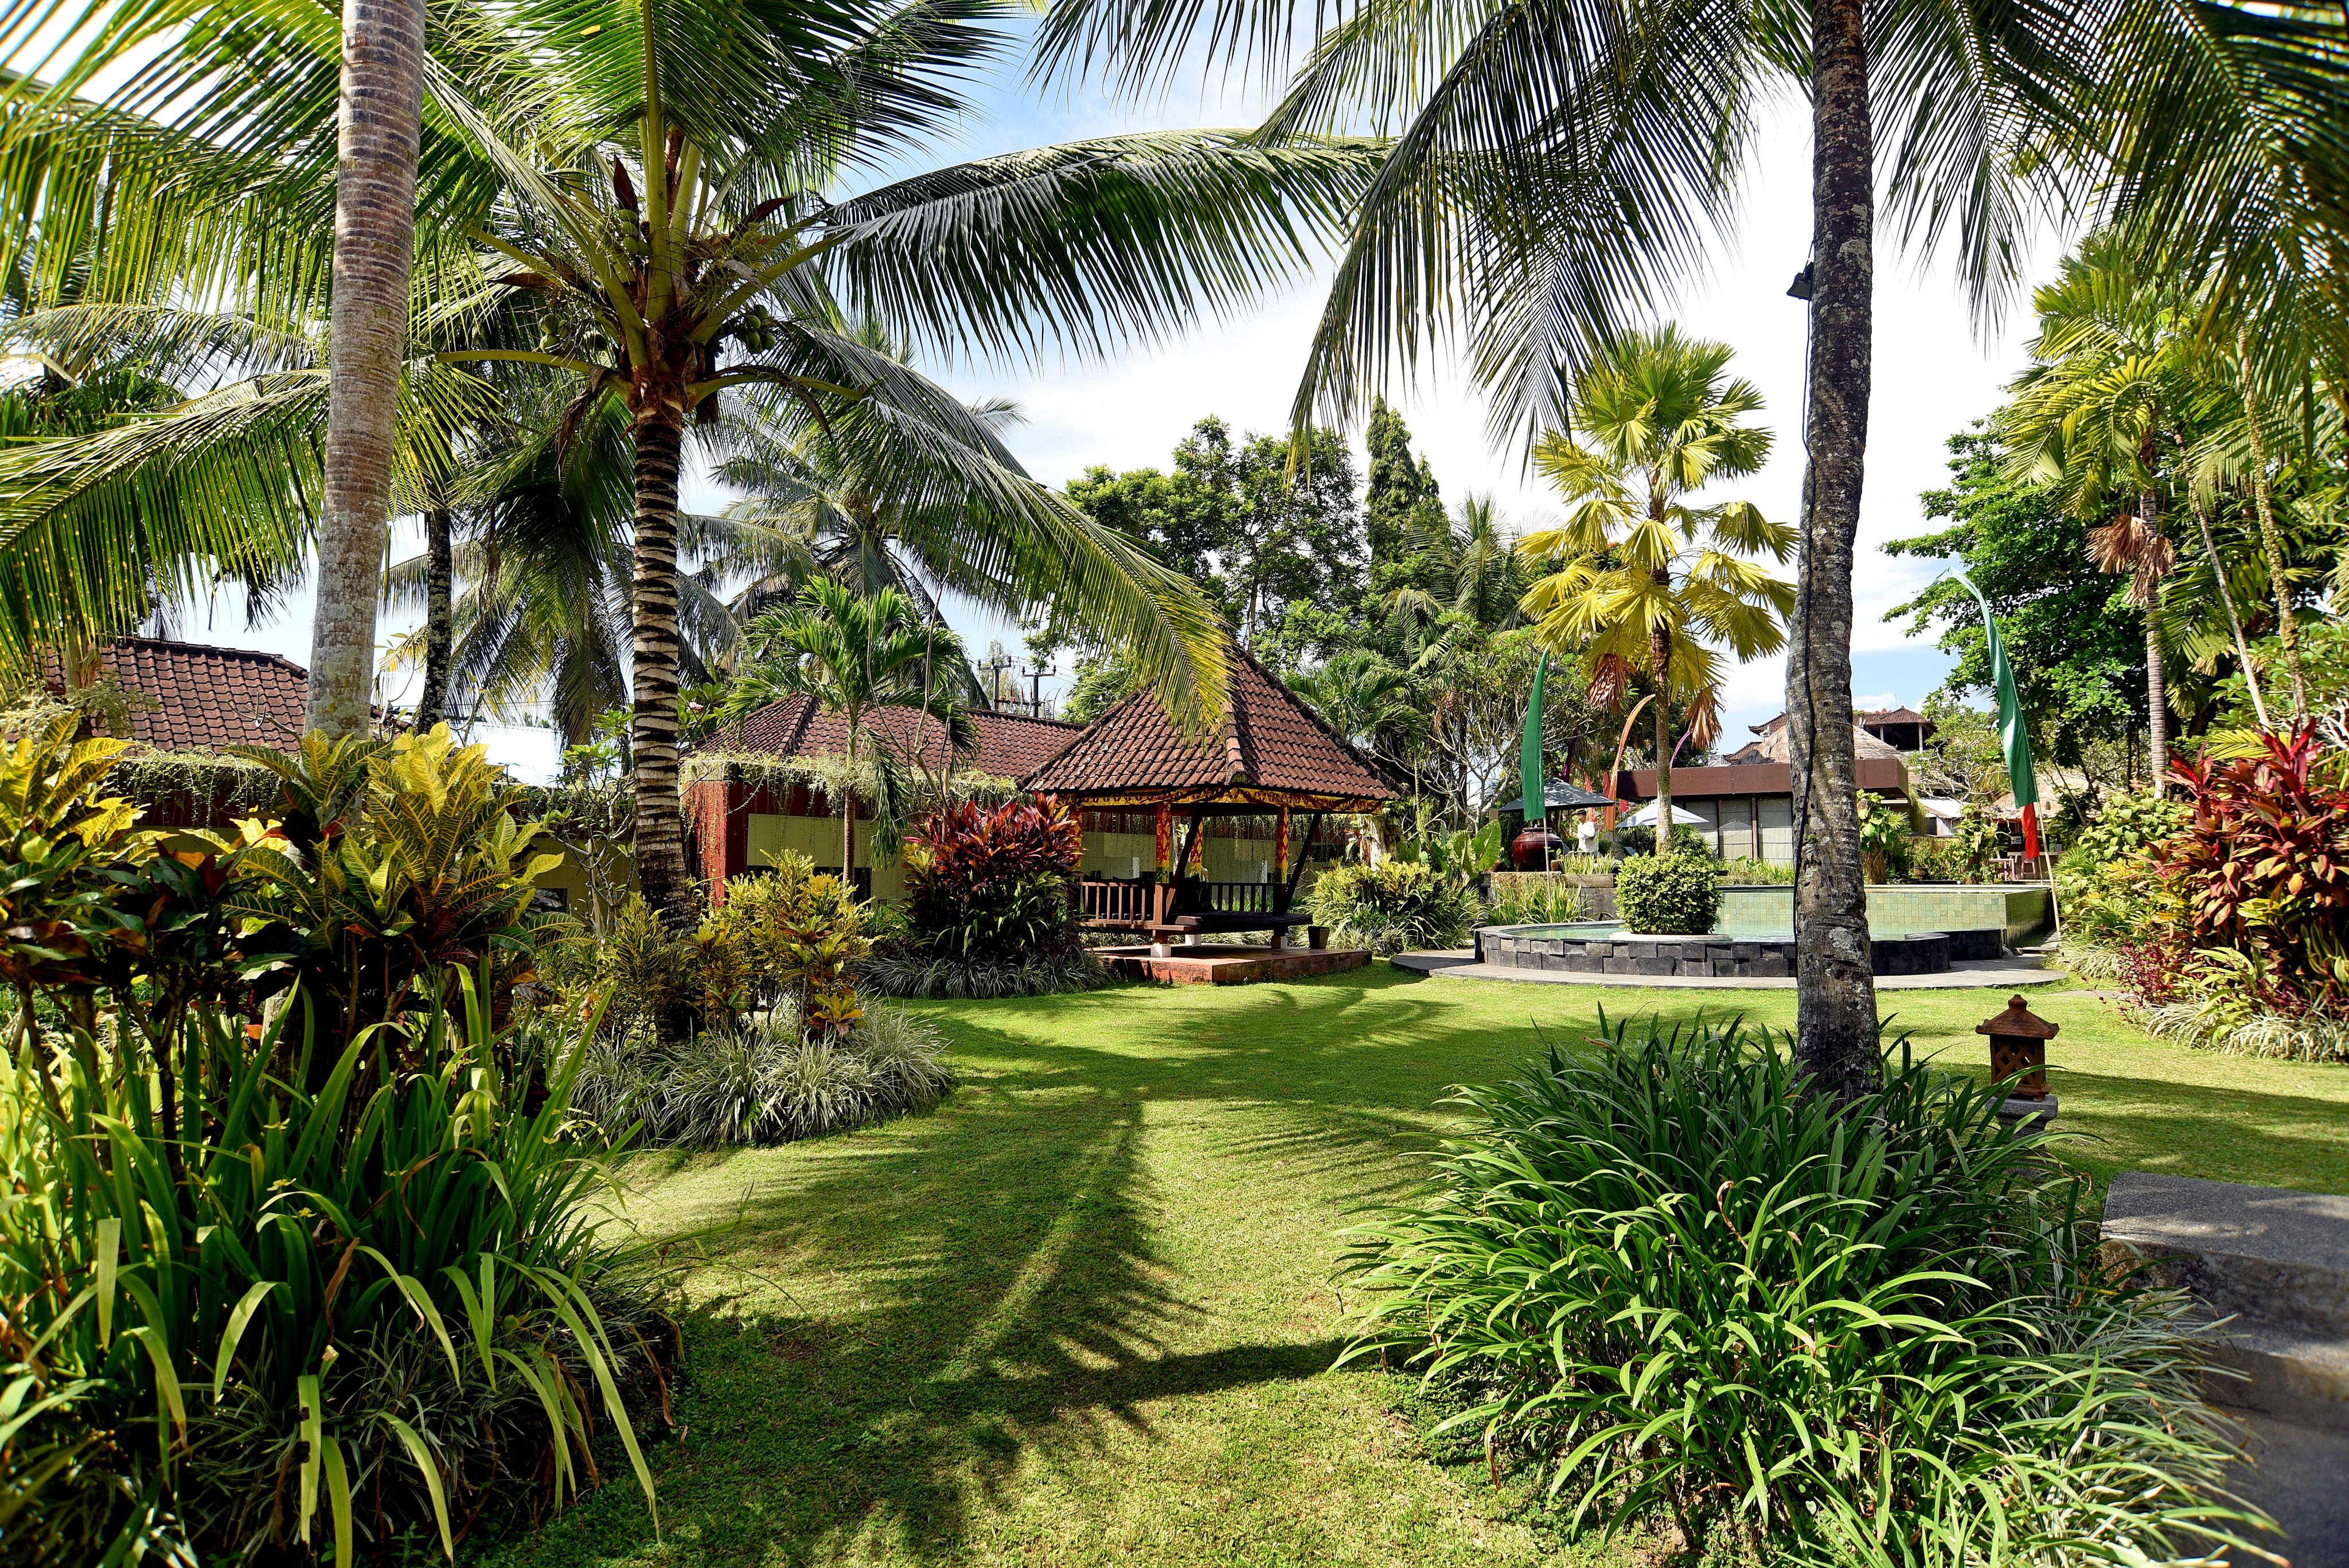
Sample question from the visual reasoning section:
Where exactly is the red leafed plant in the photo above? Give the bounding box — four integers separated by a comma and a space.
900, 798, 1085, 958
2160, 727, 2349, 1009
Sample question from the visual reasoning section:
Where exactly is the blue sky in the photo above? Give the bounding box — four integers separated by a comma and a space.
179, 21, 2066, 781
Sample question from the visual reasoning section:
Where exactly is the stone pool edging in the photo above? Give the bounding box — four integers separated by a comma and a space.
1474, 925, 2004, 978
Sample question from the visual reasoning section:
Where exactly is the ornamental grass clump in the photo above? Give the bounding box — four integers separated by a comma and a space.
569, 1004, 954, 1148
1340, 1012, 2264, 1563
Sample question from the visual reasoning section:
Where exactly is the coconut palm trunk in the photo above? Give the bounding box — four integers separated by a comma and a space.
2138, 485, 2169, 789
1787, 0, 1879, 1099
417, 503, 454, 728
630, 408, 694, 924
306, 0, 427, 736
1650, 621, 1673, 851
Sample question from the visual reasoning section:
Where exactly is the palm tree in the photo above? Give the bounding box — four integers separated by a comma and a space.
1288, 648, 1416, 767
1517, 327, 1793, 842
309, 0, 429, 736
4, 0, 1382, 924
1034, 0, 2102, 1093
1998, 236, 2267, 777
718, 579, 969, 883
1376, 493, 1524, 639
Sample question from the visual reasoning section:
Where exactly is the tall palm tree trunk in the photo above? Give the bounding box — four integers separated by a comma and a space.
2235, 332, 2309, 722
306, 0, 427, 736
630, 409, 694, 925
1650, 624, 1673, 857
1788, 0, 1878, 1100
417, 503, 453, 728
2139, 486, 2169, 790
2187, 492, 2269, 730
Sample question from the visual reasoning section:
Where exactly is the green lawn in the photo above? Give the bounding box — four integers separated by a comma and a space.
483, 966, 2349, 1568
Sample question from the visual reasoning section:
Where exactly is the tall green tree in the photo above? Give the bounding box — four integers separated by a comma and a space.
1517, 327, 1792, 841
719, 579, 969, 880
0, 0, 1384, 923
1034, 0, 2101, 1094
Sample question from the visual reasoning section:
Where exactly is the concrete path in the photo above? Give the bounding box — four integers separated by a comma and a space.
1392, 950, 2066, 990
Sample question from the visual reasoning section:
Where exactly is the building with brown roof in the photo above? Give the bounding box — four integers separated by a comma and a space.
684, 696, 1084, 901
1621, 712, 1913, 864
42, 638, 310, 829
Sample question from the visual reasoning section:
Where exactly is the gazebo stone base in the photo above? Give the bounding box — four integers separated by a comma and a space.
1098, 943, 1369, 985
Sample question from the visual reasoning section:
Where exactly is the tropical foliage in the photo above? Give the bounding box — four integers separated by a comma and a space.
1340, 1013, 2260, 1561
1305, 859, 1479, 956
0, 718, 671, 1564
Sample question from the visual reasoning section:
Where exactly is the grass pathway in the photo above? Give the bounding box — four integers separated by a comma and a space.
483, 968, 2349, 1567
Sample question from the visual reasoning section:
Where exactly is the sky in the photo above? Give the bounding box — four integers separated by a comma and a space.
162, 26, 2070, 783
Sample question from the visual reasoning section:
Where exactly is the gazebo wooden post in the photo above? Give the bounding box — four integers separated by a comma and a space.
1269, 805, 1293, 948
1153, 801, 1173, 929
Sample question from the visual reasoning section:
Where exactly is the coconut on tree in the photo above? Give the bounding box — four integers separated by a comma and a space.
1516, 328, 1793, 842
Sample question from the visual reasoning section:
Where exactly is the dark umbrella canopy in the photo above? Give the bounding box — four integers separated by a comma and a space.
1495, 779, 1621, 814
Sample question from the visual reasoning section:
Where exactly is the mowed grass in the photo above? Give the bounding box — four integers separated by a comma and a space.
482, 965, 2349, 1568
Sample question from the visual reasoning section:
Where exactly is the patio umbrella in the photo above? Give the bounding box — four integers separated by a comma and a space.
1493, 779, 1621, 815
1620, 800, 1710, 828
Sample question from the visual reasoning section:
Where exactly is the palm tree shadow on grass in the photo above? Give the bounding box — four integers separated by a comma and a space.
525, 1082, 1348, 1566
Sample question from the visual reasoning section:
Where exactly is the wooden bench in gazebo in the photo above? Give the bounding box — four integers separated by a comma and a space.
1023, 647, 1400, 975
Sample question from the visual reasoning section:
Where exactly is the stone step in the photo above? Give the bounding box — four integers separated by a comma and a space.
2221, 1410, 2349, 1568
2102, 1173, 2349, 1340
2203, 1316, 2349, 1434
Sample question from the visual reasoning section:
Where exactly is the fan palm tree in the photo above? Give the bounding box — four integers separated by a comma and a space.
1517, 327, 1792, 842
718, 578, 970, 882
1033, 0, 2103, 1093
1, 0, 1385, 922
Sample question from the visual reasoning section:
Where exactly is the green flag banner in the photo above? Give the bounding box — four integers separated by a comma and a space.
1949, 571, 2037, 810
1521, 652, 1550, 828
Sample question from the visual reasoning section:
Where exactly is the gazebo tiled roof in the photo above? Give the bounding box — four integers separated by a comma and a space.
713, 694, 1082, 781
1022, 647, 1398, 810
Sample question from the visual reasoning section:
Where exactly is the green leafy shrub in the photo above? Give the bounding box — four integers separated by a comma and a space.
1340, 1013, 2262, 1561
1859, 799, 1915, 884
1306, 860, 1481, 955
1714, 855, 1794, 884
0, 719, 673, 1563
569, 1003, 954, 1145
1613, 851, 1719, 934
0, 985, 674, 1567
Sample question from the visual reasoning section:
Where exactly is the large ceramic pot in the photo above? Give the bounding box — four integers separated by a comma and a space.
1509, 825, 1566, 871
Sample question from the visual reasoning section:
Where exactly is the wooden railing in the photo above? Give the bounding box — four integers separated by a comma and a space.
1077, 879, 1165, 927
1182, 880, 1285, 916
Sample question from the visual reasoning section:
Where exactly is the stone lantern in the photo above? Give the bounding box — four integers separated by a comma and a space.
1977, 993, 2060, 1128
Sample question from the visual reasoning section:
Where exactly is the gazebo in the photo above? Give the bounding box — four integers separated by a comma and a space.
1023, 648, 1399, 969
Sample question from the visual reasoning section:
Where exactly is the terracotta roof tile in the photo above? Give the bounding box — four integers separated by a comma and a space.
715, 694, 1081, 779
89, 638, 309, 753
1021, 646, 1398, 804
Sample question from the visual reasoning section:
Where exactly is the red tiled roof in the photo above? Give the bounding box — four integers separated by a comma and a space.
1724, 717, 1904, 765
716, 693, 1082, 779
1021, 646, 1398, 805
89, 638, 309, 752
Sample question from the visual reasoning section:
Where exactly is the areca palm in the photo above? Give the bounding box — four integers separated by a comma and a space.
1517, 327, 1792, 841
718, 578, 969, 880
1036, 0, 2101, 1092
2, 0, 1384, 923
